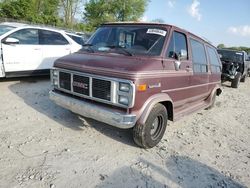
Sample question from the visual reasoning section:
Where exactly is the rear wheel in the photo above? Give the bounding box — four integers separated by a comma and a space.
231, 72, 242, 88
133, 103, 168, 149
240, 75, 246, 82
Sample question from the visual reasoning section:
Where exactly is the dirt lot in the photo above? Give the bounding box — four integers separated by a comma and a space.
0, 76, 249, 188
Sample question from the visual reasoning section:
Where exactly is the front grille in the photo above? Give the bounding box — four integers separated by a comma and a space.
59, 72, 71, 90
73, 75, 89, 96
92, 78, 111, 101
58, 71, 111, 102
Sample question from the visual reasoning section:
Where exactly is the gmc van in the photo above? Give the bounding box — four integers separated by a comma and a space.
50, 23, 222, 148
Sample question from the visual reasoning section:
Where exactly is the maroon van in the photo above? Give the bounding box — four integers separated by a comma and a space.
49, 23, 222, 148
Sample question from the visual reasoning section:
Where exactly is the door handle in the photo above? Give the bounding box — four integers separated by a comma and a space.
34, 48, 41, 50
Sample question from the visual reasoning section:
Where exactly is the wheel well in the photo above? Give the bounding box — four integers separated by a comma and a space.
160, 101, 173, 121
216, 88, 222, 96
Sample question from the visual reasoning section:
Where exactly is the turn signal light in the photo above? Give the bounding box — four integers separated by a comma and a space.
137, 84, 147, 91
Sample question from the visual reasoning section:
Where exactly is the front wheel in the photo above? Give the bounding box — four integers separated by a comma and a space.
231, 72, 242, 88
133, 103, 168, 149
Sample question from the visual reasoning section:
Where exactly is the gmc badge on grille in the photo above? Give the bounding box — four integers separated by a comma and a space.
72, 81, 89, 89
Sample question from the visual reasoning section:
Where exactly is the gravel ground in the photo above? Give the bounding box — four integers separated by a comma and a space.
0, 76, 249, 188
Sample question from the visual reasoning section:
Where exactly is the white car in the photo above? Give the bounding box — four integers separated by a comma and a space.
0, 22, 82, 77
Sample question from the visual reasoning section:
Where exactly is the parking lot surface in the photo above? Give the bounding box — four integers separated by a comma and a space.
0, 77, 249, 188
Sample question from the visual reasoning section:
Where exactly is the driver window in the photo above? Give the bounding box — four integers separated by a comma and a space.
166, 31, 188, 60
7, 29, 39, 45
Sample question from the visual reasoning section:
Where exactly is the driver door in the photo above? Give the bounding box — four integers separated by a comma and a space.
2, 28, 42, 73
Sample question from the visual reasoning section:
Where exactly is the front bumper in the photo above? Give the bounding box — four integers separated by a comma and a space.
221, 73, 235, 81
49, 91, 137, 129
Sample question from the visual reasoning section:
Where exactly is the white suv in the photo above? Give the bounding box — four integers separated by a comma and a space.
0, 22, 82, 78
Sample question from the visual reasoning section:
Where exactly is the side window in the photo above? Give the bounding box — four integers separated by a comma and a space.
7, 29, 39, 45
166, 31, 188, 60
39, 30, 69, 45
207, 46, 221, 73
190, 39, 207, 73
67, 34, 84, 45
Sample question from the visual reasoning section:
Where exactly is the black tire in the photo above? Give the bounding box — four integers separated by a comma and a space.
133, 103, 168, 149
231, 72, 242, 88
240, 75, 246, 82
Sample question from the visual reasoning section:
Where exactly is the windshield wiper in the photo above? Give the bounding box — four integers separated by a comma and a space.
105, 45, 133, 56
81, 43, 95, 53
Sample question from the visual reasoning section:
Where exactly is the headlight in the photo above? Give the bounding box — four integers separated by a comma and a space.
119, 82, 130, 92
51, 69, 59, 87
116, 81, 134, 107
53, 79, 58, 86
52, 69, 59, 77
118, 95, 129, 105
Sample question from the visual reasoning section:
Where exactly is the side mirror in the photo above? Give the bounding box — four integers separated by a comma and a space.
178, 49, 187, 61
3, 37, 20, 45
174, 60, 181, 71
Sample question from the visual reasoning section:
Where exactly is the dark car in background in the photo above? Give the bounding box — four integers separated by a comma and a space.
217, 49, 250, 88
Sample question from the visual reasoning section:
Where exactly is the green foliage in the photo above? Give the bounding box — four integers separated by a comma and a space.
217, 44, 225, 49
0, 0, 60, 25
84, 0, 148, 31
0, 0, 148, 32
0, 0, 33, 20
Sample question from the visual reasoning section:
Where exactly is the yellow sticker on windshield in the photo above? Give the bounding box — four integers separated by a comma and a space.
147, 29, 166, 36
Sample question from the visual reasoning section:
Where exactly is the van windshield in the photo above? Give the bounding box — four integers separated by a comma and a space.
218, 50, 244, 63
85, 26, 167, 56
0, 25, 15, 36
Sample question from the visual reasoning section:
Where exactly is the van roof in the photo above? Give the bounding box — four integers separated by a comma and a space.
102, 22, 215, 48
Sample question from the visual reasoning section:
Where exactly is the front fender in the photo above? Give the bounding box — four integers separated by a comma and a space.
136, 93, 173, 125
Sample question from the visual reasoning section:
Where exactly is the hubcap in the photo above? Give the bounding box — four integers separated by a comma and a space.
150, 115, 163, 140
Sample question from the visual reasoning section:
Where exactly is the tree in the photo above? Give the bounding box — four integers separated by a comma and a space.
60, 0, 84, 28
31, 0, 60, 25
0, 0, 33, 21
217, 44, 225, 49
84, 0, 148, 31
0, 0, 60, 25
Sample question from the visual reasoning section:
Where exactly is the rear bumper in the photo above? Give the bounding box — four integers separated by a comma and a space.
49, 90, 137, 129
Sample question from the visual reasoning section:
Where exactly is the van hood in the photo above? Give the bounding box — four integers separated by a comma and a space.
54, 52, 163, 78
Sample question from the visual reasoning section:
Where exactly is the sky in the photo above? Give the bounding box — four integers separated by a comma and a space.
141, 0, 250, 47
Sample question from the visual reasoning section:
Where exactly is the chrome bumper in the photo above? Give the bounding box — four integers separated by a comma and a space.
49, 91, 137, 129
